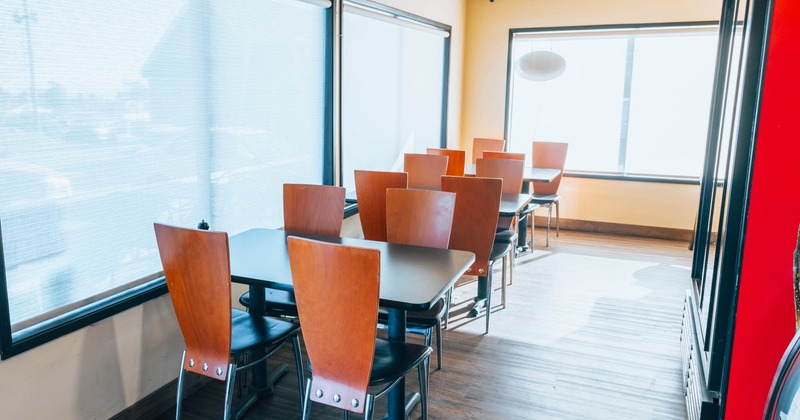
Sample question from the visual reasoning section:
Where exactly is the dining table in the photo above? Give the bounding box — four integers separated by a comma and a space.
228, 228, 475, 420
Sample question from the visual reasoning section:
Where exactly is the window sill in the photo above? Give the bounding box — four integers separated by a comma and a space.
564, 171, 701, 185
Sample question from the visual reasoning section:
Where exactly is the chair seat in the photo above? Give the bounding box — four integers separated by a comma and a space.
377, 298, 446, 330
494, 229, 518, 244
491, 241, 512, 262
230, 308, 300, 355
371, 338, 432, 385
531, 193, 559, 205
239, 289, 298, 317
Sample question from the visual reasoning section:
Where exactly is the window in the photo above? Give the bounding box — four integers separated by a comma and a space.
506, 24, 719, 178
340, 2, 450, 191
1, 0, 329, 354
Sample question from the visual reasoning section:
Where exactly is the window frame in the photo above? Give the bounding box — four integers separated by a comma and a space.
503, 21, 719, 184
0, 0, 450, 359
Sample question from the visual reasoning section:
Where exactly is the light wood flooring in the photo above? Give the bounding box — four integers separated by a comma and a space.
154, 229, 692, 419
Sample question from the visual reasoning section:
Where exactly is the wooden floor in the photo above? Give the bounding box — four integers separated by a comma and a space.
154, 229, 692, 419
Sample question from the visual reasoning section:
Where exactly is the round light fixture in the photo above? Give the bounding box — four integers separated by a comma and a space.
515, 50, 566, 81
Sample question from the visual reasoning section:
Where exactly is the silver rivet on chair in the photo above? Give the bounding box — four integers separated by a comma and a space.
333, 394, 341, 403
202, 363, 208, 372
216, 367, 223, 376
478, 268, 485, 274
315, 389, 323, 398
351, 399, 359, 408
467, 268, 472, 273
188, 359, 195, 367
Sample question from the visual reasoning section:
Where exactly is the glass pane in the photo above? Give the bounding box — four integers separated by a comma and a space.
625, 32, 718, 177
0, 0, 325, 329
341, 10, 445, 191
508, 37, 627, 171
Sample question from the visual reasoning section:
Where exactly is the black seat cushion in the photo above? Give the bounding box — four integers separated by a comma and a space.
229, 308, 300, 355
377, 298, 446, 330
370, 338, 432, 385
490, 242, 512, 262
239, 288, 298, 317
306, 338, 431, 386
494, 229, 517, 244
530, 193, 559, 205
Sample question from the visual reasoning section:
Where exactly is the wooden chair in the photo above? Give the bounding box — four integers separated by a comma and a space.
354, 170, 408, 242
441, 176, 505, 333
380, 188, 456, 370
482, 151, 526, 162
403, 153, 448, 190
476, 157, 524, 287
426, 147, 466, 177
530, 141, 568, 246
287, 237, 432, 420
471, 137, 506, 164
154, 223, 304, 420
239, 184, 345, 318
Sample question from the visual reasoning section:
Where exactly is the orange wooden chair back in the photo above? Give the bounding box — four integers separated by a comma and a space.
531, 141, 568, 195
283, 184, 346, 236
442, 176, 502, 277
475, 158, 524, 194
403, 153, 448, 190
154, 223, 233, 381
482, 151, 525, 161
287, 237, 380, 414
472, 137, 506, 164
385, 188, 456, 249
426, 148, 466, 177
354, 170, 408, 242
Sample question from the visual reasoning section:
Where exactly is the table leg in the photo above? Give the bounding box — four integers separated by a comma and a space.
518, 181, 532, 254
387, 308, 411, 420
468, 274, 489, 317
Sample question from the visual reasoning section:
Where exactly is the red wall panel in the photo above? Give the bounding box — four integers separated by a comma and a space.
725, 0, 800, 417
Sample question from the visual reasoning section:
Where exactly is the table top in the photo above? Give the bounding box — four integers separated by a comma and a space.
500, 193, 534, 217
464, 164, 561, 183
229, 228, 475, 312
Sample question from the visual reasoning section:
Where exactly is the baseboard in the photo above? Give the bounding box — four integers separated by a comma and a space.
531, 215, 693, 242
110, 374, 211, 420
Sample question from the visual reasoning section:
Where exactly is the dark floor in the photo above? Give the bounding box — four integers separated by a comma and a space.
154, 228, 692, 419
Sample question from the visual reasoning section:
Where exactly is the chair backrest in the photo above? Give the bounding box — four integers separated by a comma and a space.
354, 170, 408, 242
154, 223, 233, 381
385, 188, 456, 249
283, 183, 346, 236
472, 137, 506, 164
475, 158, 524, 194
287, 236, 380, 415
531, 141, 568, 195
442, 176, 502, 277
482, 151, 525, 161
403, 153, 448, 190
426, 148, 466, 177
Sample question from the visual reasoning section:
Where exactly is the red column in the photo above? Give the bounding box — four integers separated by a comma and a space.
725, 0, 800, 417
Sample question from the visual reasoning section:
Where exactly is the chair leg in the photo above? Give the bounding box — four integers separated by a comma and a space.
223, 363, 237, 420
417, 355, 430, 420
546, 204, 552, 247
435, 320, 442, 371
443, 287, 452, 329
485, 270, 493, 334
343, 410, 350, 420
175, 351, 187, 420
555, 200, 560, 237
292, 335, 305, 408
424, 329, 432, 347
364, 394, 375, 420
501, 254, 508, 307
302, 378, 313, 420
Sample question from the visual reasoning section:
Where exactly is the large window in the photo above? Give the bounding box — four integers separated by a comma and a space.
340, 2, 449, 191
506, 24, 719, 178
0, 0, 328, 345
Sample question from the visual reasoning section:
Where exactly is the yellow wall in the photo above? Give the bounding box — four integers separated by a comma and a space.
460, 0, 721, 229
